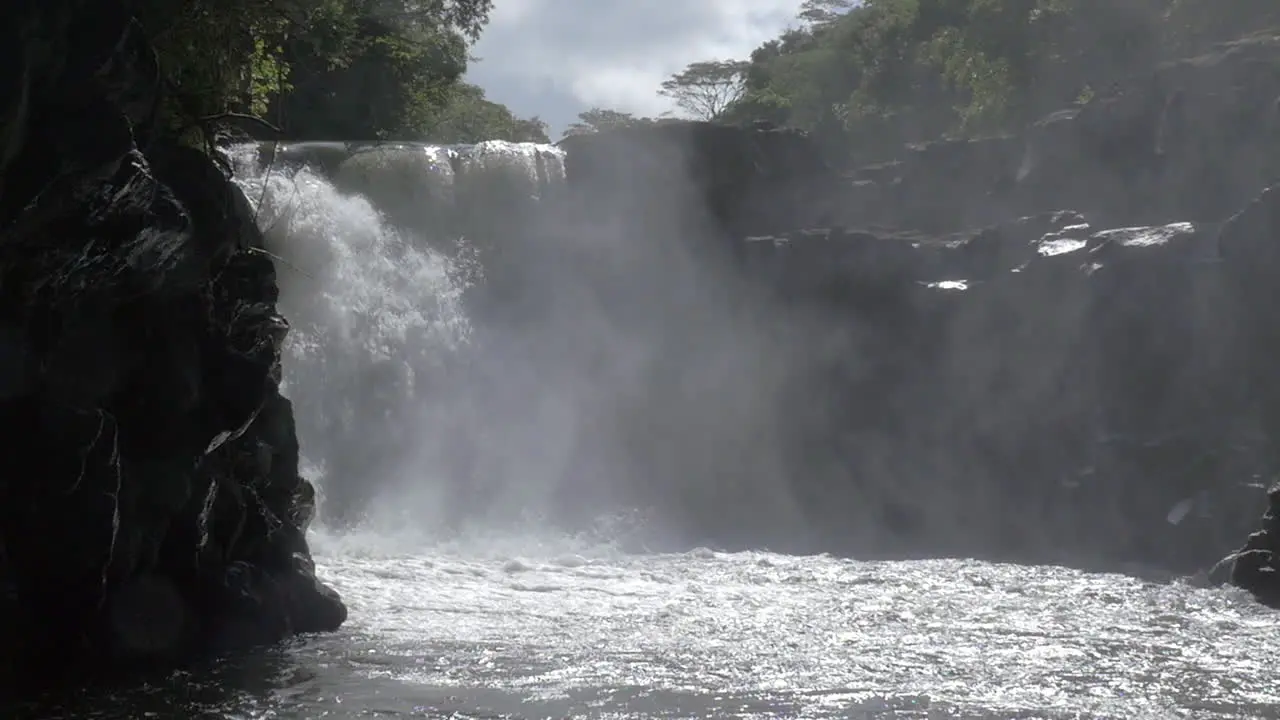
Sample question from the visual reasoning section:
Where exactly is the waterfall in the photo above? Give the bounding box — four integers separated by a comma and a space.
227, 137, 805, 552
227, 141, 566, 533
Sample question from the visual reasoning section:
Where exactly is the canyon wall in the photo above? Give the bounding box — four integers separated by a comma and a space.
541, 32, 1280, 581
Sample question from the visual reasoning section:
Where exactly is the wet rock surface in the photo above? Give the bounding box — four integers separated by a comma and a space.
0, 0, 343, 694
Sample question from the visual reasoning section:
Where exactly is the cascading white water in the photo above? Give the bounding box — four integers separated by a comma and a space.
227, 140, 566, 532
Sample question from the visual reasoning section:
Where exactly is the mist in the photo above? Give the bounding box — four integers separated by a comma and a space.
228, 43, 1278, 574
227, 132, 816, 553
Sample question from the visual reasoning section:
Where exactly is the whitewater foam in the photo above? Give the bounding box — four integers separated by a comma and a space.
228, 144, 472, 526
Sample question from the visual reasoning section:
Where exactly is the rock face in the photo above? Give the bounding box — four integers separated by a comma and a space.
547, 32, 1280, 582
1208, 485, 1280, 603
0, 0, 344, 692
559, 122, 840, 242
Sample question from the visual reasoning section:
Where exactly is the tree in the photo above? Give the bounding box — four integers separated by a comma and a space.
270, 0, 497, 139
697, 0, 1280, 163
798, 0, 858, 28
658, 60, 750, 121
425, 83, 550, 143
134, 0, 519, 143
562, 108, 651, 137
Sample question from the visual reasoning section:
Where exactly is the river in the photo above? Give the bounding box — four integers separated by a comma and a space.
19, 526, 1280, 719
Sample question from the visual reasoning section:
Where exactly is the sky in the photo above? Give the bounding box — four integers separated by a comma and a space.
465, 0, 806, 139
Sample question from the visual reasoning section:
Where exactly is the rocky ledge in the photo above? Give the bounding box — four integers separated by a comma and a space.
0, 0, 344, 693
540, 32, 1280, 597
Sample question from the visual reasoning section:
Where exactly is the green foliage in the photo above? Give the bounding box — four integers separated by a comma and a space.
135, 0, 545, 144
427, 84, 551, 144
248, 36, 290, 118
698, 0, 1280, 163
659, 60, 751, 120
562, 108, 667, 137
798, 0, 859, 28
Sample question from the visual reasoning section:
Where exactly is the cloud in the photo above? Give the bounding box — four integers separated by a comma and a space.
465, 0, 803, 135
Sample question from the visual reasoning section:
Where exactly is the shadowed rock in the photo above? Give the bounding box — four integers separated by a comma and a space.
525, 38, 1280, 576
0, 0, 344, 694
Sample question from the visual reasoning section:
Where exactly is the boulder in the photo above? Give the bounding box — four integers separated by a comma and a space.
1208, 485, 1280, 607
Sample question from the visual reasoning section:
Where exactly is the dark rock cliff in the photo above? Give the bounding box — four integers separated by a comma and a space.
547, 31, 1280, 593
0, 0, 345, 693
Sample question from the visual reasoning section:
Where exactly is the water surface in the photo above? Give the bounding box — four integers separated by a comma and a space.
22, 530, 1280, 719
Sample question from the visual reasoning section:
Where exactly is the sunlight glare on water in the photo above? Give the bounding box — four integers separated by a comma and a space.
38, 530, 1278, 720
302, 536, 1280, 719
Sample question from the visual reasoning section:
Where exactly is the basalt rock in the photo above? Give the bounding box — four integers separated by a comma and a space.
728, 217, 1262, 568
558, 121, 840, 245
545, 37, 1280, 575
1207, 484, 1280, 606
0, 0, 344, 694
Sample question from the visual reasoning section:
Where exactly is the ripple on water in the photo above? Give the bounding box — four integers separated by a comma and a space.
10, 543, 1280, 719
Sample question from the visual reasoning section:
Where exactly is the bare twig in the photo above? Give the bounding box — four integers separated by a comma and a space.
196, 111, 284, 136
254, 142, 279, 225
247, 245, 315, 280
